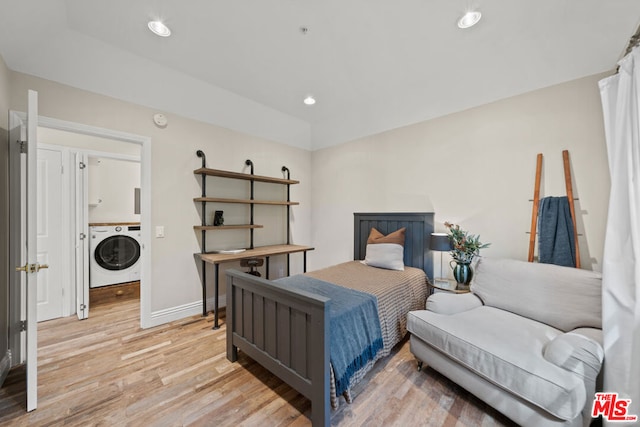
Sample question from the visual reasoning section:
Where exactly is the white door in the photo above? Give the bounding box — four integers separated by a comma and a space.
75, 152, 89, 320
36, 148, 64, 322
9, 90, 41, 411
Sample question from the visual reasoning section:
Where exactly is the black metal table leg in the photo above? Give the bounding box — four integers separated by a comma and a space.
201, 260, 207, 317
303, 251, 307, 272
265, 256, 270, 279
213, 263, 220, 330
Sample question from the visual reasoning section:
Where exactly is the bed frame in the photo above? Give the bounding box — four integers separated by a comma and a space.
225, 212, 434, 426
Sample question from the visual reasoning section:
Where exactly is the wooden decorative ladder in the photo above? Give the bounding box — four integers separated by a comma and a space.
527, 150, 581, 268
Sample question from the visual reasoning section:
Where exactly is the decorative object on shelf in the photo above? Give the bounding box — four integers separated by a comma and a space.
445, 222, 490, 285
213, 249, 246, 255
213, 210, 224, 226
430, 232, 453, 286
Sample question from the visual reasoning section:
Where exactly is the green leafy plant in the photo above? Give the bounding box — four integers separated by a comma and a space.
445, 222, 490, 264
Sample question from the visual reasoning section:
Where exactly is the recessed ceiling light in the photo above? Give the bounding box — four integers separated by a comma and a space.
457, 11, 482, 29
148, 20, 171, 37
303, 95, 316, 106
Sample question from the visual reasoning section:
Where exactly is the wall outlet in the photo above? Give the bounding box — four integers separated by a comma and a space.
155, 226, 165, 238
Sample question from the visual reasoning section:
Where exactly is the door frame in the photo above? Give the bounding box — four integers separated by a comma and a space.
8, 111, 27, 367
15, 113, 153, 328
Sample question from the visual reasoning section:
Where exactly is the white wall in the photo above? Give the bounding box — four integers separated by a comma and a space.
310, 73, 611, 277
87, 157, 141, 224
7, 66, 612, 324
37, 127, 142, 224
9, 71, 312, 320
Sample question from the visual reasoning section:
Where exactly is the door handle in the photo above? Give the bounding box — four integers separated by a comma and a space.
15, 263, 49, 273
15, 264, 30, 272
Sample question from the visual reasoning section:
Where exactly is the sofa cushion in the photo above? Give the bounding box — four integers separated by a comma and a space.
543, 329, 604, 383
425, 292, 483, 315
471, 257, 602, 331
407, 306, 587, 420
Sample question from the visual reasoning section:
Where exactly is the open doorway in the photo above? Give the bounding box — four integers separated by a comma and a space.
33, 116, 151, 327
37, 128, 142, 321
86, 155, 142, 309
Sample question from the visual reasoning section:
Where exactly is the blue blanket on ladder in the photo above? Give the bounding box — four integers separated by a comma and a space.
276, 274, 384, 396
538, 196, 576, 267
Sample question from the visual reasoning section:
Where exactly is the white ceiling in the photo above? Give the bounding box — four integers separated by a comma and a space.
1, 0, 640, 150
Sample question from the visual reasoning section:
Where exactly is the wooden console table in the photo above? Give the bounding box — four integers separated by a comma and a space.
197, 244, 314, 329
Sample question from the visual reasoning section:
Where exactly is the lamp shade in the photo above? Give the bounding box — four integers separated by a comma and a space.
430, 233, 453, 251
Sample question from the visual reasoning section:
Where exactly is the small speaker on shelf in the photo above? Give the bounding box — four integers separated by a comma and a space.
213, 210, 224, 226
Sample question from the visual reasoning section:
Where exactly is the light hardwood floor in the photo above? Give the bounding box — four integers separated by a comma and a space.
0, 294, 514, 426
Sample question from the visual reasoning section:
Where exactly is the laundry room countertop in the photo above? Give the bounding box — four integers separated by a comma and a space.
89, 222, 141, 227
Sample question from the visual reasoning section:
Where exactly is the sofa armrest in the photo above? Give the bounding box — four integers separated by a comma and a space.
543, 328, 604, 382
426, 292, 483, 315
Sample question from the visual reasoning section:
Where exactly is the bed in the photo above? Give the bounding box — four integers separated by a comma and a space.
225, 212, 434, 426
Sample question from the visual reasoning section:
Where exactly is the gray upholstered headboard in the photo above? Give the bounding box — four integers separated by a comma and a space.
353, 212, 434, 281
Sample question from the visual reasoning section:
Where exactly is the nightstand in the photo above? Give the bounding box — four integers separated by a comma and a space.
429, 279, 470, 294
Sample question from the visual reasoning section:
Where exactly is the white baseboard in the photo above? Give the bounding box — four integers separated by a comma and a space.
0, 350, 12, 387
147, 296, 227, 328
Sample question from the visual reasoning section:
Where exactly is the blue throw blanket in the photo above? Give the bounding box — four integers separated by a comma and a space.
275, 275, 384, 396
538, 196, 576, 267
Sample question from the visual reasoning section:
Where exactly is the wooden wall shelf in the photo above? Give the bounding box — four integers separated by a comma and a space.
193, 224, 263, 231
193, 197, 299, 206
193, 167, 299, 185
197, 244, 313, 263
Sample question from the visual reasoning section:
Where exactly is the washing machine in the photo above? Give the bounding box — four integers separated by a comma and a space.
90, 225, 142, 288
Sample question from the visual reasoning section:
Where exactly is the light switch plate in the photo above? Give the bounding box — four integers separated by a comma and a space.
155, 226, 165, 238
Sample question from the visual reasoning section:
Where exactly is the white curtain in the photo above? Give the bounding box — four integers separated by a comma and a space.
599, 47, 640, 421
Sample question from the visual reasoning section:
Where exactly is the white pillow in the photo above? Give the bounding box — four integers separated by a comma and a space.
363, 243, 404, 271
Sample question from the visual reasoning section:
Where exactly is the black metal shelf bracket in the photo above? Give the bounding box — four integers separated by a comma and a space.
245, 158, 254, 175
196, 150, 208, 318
246, 159, 255, 249
282, 166, 291, 275
196, 150, 206, 168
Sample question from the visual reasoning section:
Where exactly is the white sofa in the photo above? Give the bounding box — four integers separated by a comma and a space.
407, 257, 603, 427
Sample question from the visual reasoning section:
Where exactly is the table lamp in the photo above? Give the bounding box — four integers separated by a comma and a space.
430, 232, 453, 286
